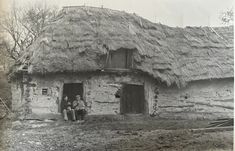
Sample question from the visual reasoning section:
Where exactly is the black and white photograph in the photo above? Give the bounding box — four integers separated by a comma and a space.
0, 0, 234, 150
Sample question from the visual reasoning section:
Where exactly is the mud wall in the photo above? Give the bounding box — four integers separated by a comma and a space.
11, 73, 155, 115
11, 73, 233, 119
155, 78, 234, 119
11, 82, 22, 111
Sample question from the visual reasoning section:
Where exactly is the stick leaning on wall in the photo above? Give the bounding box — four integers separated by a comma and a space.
0, 97, 11, 119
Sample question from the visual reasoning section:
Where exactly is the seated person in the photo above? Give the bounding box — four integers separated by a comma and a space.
71, 95, 86, 121
61, 95, 72, 121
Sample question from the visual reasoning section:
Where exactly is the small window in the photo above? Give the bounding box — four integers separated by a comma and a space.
42, 88, 48, 95
107, 49, 133, 69
115, 88, 121, 98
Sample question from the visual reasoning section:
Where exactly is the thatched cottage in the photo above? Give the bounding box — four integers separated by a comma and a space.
10, 6, 234, 119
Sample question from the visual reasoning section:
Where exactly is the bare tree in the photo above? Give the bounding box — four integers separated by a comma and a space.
0, 3, 58, 61
0, 35, 9, 70
220, 7, 234, 25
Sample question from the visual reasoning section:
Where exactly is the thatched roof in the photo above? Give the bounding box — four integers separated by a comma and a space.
15, 6, 233, 87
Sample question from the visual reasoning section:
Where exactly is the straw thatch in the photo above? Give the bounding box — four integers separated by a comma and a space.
14, 6, 233, 87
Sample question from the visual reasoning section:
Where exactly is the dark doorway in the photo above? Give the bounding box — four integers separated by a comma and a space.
62, 83, 83, 108
121, 84, 145, 114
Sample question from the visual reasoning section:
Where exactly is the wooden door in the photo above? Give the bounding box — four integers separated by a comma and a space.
121, 84, 145, 114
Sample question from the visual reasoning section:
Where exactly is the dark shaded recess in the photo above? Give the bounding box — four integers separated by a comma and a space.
121, 84, 145, 114
62, 83, 83, 112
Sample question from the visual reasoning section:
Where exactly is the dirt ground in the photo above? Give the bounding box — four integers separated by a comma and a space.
0, 116, 233, 151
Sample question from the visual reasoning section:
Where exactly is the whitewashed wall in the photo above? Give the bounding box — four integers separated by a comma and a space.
11, 73, 233, 119
11, 82, 22, 111
11, 73, 154, 116
155, 78, 234, 119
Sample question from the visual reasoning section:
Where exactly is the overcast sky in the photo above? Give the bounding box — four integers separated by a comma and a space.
3, 0, 234, 27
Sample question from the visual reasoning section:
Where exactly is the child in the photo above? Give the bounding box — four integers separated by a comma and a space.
62, 96, 72, 121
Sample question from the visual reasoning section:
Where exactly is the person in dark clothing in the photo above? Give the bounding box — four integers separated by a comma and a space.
62, 96, 72, 121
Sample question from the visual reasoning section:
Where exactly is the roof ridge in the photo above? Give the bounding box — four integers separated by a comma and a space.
62, 5, 125, 13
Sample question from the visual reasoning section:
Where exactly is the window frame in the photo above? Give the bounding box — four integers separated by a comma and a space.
106, 49, 133, 69
42, 88, 48, 95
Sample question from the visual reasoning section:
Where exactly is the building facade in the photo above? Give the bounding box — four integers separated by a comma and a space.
10, 6, 234, 119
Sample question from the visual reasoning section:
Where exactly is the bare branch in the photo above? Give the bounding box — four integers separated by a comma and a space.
220, 7, 234, 25
0, 2, 59, 61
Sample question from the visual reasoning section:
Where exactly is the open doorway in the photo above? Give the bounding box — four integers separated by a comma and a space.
61, 83, 83, 112
120, 84, 145, 114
